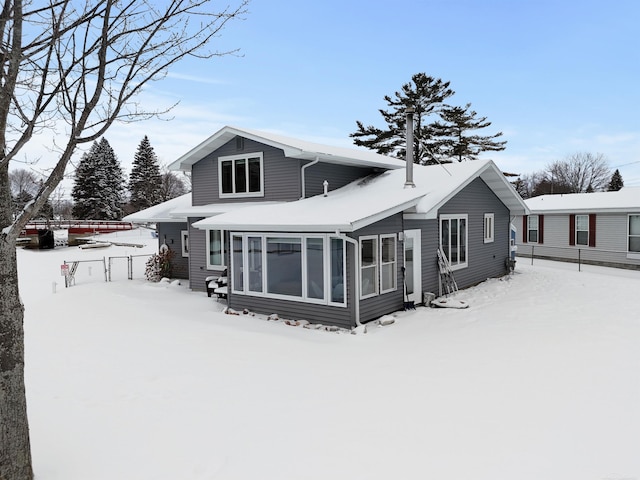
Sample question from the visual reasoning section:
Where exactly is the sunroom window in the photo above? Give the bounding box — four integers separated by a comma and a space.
230, 233, 346, 306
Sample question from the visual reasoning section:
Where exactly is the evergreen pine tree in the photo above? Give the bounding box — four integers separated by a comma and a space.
434, 103, 506, 162
350, 73, 507, 165
71, 138, 125, 220
607, 169, 624, 191
350, 73, 455, 165
128, 135, 163, 211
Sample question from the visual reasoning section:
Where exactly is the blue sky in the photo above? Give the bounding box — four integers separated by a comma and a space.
27, 0, 640, 189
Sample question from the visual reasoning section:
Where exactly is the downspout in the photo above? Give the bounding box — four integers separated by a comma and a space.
301, 157, 320, 199
336, 231, 361, 327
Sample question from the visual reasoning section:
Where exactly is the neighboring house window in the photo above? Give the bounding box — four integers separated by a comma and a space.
230, 233, 346, 306
181, 230, 189, 257
522, 214, 544, 244
629, 215, 640, 253
206, 229, 224, 269
360, 236, 378, 299
380, 234, 397, 293
484, 213, 494, 243
441, 214, 468, 270
570, 214, 596, 247
528, 215, 539, 243
575, 215, 589, 246
219, 152, 263, 198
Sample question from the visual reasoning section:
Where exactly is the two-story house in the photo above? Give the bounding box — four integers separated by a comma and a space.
126, 126, 528, 328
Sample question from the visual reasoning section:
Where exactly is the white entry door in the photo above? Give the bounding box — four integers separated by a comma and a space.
403, 229, 422, 304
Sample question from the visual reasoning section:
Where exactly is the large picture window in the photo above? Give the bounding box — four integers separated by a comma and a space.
629, 215, 640, 253
219, 152, 263, 198
230, 233, 346, 306
441, 214, 468, 270
206, 229, 224, 269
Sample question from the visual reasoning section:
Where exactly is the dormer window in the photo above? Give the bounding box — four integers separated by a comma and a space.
219, 152, 264, 198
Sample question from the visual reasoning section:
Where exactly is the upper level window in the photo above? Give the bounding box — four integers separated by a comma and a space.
441, 214, 468, 270
575, 214, 589, 246
219, 152, 263, 198
484, 213, 494, 243
629, 215, 640, 253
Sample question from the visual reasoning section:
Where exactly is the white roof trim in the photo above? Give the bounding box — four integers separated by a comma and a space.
168, 125, 406, 171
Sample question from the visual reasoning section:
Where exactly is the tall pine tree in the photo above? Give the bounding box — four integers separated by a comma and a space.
434, 103, 506, 162
351, 73, 454, 165
607, 169, 624, 191
128, 135, 163, 211
72, 138, 125, 220
351, 72, 506, 165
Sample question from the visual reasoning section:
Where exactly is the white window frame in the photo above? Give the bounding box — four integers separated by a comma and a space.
181, 230, 189, 257
628, 214, 640, 258
575, 214, 589, 246
218, 152, 264, 198
229, 233, 346, 307
359, 235, 379, 299
206, 229, 225, 269
379, 234, 397, 294
527, 215, 539, 243
440, 214, 468, 271
484, 213, 494, 243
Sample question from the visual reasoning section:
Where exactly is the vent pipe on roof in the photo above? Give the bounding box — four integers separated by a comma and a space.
404, 107, 416, 188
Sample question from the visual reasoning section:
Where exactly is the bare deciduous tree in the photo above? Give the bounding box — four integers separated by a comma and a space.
0, 2, 247, 479
546, 152, 611, 193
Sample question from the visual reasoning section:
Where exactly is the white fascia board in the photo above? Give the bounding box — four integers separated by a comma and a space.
192, 220, 353, 233
350, 197, 423, 231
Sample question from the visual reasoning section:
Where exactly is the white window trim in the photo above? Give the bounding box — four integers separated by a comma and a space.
379, 233, 397, 294
527, 215, 539, 244
359, 235, 379, 300
484, 213, 494, 244
206, 229, 225, 269
229, 233, 346, 307
181, 230, 189, 257
575, 214, 589, 246
628, 214, 640, 255
218, 152, 264, 198
440, 214, 469, 271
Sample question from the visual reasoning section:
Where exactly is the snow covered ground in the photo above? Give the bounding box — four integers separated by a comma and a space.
19, 229, 640, 480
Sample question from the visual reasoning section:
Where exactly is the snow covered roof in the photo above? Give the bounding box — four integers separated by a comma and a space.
193, 160, 528, 232
123, 193, 192, 223
525, 187, 640, 214
168, 126, 406, 171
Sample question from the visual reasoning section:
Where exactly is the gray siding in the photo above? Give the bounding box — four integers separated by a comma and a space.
188, 217, 227, 291
191, 137, 302, 206
227, 236, 356, 329
157, 222, 189, 279
353, 213, 405, 324
515, 212, 640, 268
438, 177, 511, 290
304, 162, 376, 197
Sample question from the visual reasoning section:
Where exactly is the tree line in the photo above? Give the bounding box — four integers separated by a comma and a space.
8, 136, 188, 222
512, 152, 625, 199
